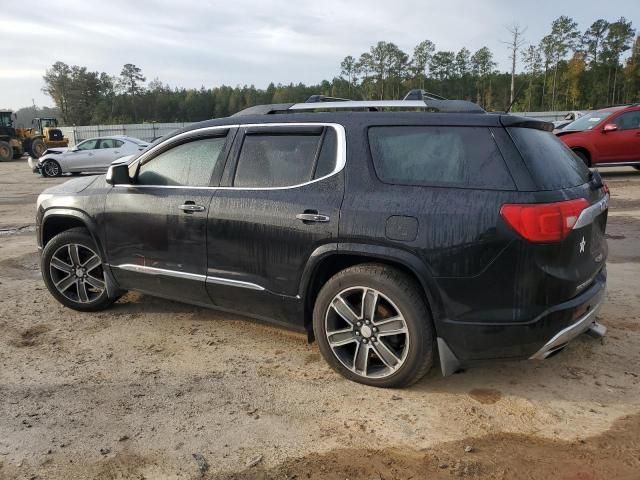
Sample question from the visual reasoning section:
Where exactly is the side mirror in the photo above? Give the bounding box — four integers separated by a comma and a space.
106, 164, 131, 185
602, 123, 617, 133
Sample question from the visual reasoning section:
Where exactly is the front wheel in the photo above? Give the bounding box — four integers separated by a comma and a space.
313, 264, 434, 388
41, 228, 116, 311
41, 159, 62, 177
30, 138, 47, 158
0, 141, 12, 162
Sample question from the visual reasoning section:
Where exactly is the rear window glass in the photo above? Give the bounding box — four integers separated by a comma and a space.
368, 126, 515, 190
234, 127, 338, 188
507, 127, 589, 190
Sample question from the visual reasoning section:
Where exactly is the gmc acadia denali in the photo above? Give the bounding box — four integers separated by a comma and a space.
36, 96, 609, 387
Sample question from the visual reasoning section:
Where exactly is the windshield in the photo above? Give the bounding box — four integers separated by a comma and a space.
564, 110, 614, 131
0, 113, 13, 128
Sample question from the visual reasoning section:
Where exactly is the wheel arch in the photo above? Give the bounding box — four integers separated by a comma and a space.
41, 209, 121, 298
572, 147, 591, 166
299, 243, 444, 339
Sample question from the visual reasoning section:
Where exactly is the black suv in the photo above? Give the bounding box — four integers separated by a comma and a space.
36, 97, 609, 388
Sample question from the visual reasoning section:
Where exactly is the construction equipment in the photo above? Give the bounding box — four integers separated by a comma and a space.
0, 110, 68, 161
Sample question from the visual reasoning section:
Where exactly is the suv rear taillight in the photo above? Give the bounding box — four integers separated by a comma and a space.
500, 198, 589, 243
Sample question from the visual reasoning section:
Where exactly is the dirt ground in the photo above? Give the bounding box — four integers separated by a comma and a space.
1, 159, 639, 480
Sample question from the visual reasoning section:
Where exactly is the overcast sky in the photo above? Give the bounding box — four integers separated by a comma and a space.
1, 0, 637, 109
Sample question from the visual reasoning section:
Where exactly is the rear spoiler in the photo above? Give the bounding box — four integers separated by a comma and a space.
499, 115, 554, 132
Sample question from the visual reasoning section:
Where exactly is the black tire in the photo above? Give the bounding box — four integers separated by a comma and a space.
30, 138, 47, 158
313, 264, 434, 388
41, 228, 116, 312
0, 141, 12, 162
41, 159, 62, 177
633, 166, 640, 171
573, 149, 590, 167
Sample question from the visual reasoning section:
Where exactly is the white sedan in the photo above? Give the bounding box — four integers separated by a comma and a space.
33, 136, 149, 177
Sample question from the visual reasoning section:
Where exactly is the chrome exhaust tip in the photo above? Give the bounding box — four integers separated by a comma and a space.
586, 321, 607, 339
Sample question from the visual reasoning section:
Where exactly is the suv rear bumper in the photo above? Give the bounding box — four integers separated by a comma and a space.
529, 296, 605, 360
437, 268, 607, 373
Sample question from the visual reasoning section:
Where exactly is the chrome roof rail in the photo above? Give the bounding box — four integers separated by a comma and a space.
232, 99, 486, 116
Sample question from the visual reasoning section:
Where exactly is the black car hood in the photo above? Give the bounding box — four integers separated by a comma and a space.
42, 175, 102, 195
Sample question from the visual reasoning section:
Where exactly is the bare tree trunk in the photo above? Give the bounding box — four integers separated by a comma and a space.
551, 61, 559, 111
612, 66, 618, 104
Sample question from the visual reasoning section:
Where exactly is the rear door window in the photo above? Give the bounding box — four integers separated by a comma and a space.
233, 127, 337, 188
507, 127, 590, 190
368, 126, 515, 190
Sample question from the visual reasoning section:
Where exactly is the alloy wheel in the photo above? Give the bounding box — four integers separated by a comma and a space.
43, 161, 60, 177
324, 286, 410, 379
49, 243, 106, 303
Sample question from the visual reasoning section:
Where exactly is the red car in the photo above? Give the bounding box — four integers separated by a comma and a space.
556, 104, 640, 170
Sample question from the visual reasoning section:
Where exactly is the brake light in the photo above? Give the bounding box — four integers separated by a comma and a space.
500, 198, 589, 243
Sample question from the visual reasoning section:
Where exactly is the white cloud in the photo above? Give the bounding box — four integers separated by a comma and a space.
0, 0, 637, 109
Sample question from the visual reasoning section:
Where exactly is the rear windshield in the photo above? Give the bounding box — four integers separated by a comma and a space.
368, 126, 515, 190
507, 127, 590, 190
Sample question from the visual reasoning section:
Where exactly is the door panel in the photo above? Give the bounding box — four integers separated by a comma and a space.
596, 110, 640, 162
205, 124, 345, 326
105, 186, 213, 305
103, 131, 233, 306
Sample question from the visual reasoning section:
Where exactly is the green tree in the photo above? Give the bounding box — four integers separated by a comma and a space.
602, 17, 636, 104
340, 55, 357, 96
412, 40, 435, 89
522, 45, 543, 110
548, 16, 580, 110
119, 64, 146, 121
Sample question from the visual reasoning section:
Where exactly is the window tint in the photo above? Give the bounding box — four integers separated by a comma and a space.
99, 139, 124, 149
234, 133, 322, 188
314, 128, 337, 179
507, 127, 589, 190
368, 126, 515, 190
137, 136, 227, 187
77, 139, 99, 150
614, 111, 640, 130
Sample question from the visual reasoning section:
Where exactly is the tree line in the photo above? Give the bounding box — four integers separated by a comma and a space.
40, 15, 638, 126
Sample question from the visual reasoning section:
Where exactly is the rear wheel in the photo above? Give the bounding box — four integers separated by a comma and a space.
0, 141, 12, 162
41, 159, 62, 177
41, 228, 116, 311
30, 138, 47, 158
573, 149, 590, 167
313, 264, 434, 388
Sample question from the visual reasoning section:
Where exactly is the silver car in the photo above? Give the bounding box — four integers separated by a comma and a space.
33, 136, 149, 177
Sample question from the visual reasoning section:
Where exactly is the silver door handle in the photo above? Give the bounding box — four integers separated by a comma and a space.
296, 213, 330, 223
179, 204, 205, 212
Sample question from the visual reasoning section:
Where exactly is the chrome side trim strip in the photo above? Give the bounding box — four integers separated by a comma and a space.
113, 264, 266, 291
592, 161, 640, 167
289, 100, 430, 110
573, 193, 609, 229
116, 264, 206, 281
205, 276, 265, 291
117, 122, 346, 192
529, 297, 605, 360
